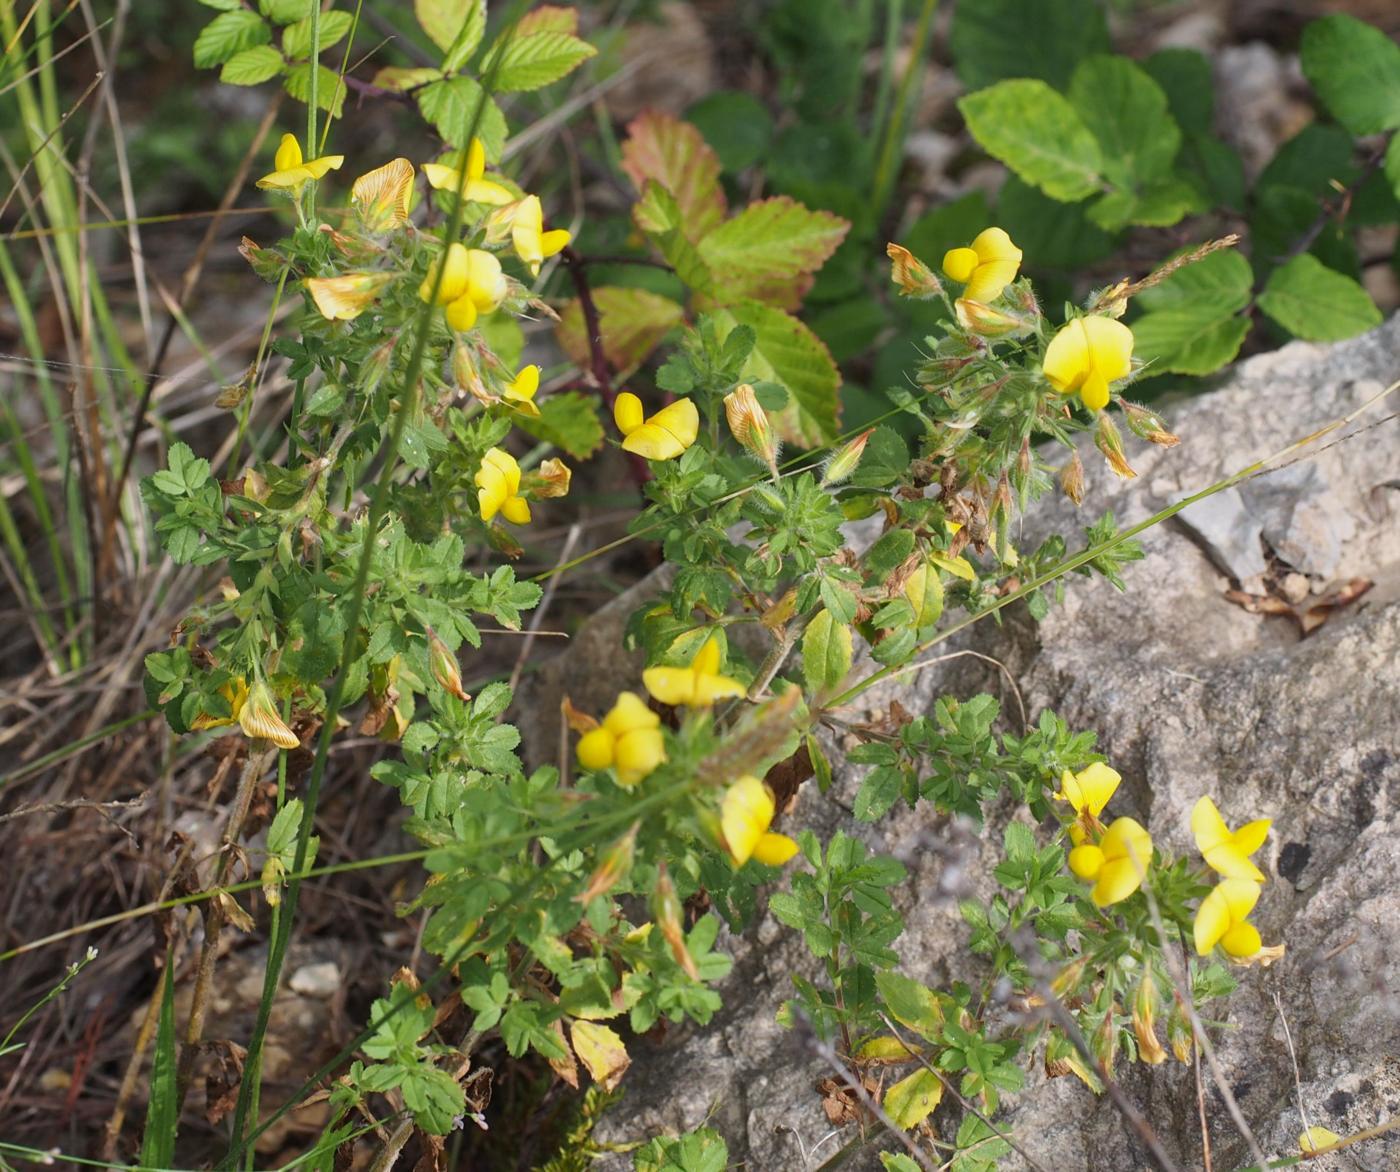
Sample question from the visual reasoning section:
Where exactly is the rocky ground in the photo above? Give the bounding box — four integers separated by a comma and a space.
522, 317, 1400, 1170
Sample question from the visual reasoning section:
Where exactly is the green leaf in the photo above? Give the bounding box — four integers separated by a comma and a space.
713, 301, 841, 446
417, 76, 508, 160
881, 1156, 923, 1172
996, 178, 1114, 270
260, 0, 311, 21
282, 10, 355, 59
1069, 55, 1181, 189
1132, 312, 1249, 377
512, 391, 605, 461
621, 111, 727, 240
138, 955, 179, 1168
1087, 178, 1202, 232
687, 90, 773, 173
876, 970, 945, 1039
632, 182, 714, 293
801, 607, 852, 695
399, 1064, 466, 1134
193, 10, 270, 68
959, 79, 1103, 203
416, 0, 483, 56
484, 30, 596, 92
950, 0, 1109, 91
500, 1000, 569, 1060
1257, 253, 1382, 342
697, 196, 849, 310
556, 286, 685, 376
884, 1067, 943, 1129
633, 1127, 729, 1172
1138, 248, 1253, 314
1300, 13, 1400, 136
1144, 47, 1214, 134
854, 766, 901, 822
220, 44, 284, 84
283, 62, 347, 118
1388, 134, 1400, 203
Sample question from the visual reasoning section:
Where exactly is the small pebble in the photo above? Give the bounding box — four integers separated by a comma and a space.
289, 961, 341, 998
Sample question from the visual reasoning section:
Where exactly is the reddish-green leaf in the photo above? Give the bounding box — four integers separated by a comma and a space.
698, 196, 849, 309
620, 111, 726, 240
556, 286, 685, 376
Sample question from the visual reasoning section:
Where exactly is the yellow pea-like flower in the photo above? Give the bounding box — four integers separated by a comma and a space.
721, 775, 798, 866
421, 138, 514, 206
475, 447, 530, 525
1191, 796, 1271, 883
351, 157, 415, 231
304, 273, 394, 321
420, 241, 471, 305
237, 680, 300, 750
613, 391, 699, 461
503, 363, 541, 416
643, 635, 744, 708
574, 691, 666, 786
1193, 877, 1263, 958
1054, 761, 1121, 844
942, 227, 1022, 305
256, 133, 344, 193
510, 194, 571, 276
1067, 816, 1152, 907
1043, 315, 1135, 412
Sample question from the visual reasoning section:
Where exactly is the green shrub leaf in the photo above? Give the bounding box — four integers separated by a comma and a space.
513, 391, 605, 461
1069, 55, 1181, 189
950, 0, 1108, 90
1257, 253, 1382, 342
193, 10, 270, 68
283, 62, 346, 118
484, 30, 596, 92
884, 1067, 943, 1129
556, 286, 685, 376
220, 44, 284, 85
802, 607, 852, 695
417, 76, 507, 159
698, 196, 850, 310
416, 0, 483, 56
282, 10, 355, 59
621, 111, 727, 240
1132, 312, 1250, 376
1300, 14, 1400, 136
959, 80, 1103, 203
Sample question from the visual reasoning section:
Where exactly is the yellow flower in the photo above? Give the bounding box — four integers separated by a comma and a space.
1191, 796, 1270, 883
1054, 761, 1122, 843
1043, 316, 1134, 412
304, 273, 394, 321
1193, 877, 1264, 958
643, 635, 744, 708
503, 363, 541, 416
1067, 816, 1152, 906
475, 447, 530, 525
418, 243, 508, 330
510, 194, 571, 276
721, 775, 799, 866
421, 138, 514, 206
613, 391, 698, 461
190, 676, 249, 731
575, 691, 666, 786
237, 681, 300, 750
351, 158, 414, 231
256, 133, 344, 192
1299, 1127, 1341, 1156
942, 227, 1022, 305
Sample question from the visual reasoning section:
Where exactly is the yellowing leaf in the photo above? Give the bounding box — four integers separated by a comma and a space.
569, 1020, 630, 1090
621, 111, 726, 240
698, 196, 849, 310
801, 607, 852, 696
518, 5, 578, 35
546, 1020, 579, 1088
556, 286, 685, 377
415, 0, 483, 55
883, 1067, 943, 1129
856, 1035, 923, 1064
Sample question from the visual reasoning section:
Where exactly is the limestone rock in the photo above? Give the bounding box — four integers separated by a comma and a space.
523, 317, 1400, 1169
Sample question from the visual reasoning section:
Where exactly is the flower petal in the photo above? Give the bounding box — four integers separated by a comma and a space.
1194, 885, 1231, 955
963, 259, 1020, 306
1068, 843, 1104, 880
752, 832, 799, 866
614, 727, 666, 786
614, 391, 644, 436
576, 727, 616, 771
622, 422, 687, 460
604, 690, 660, 735
942, 246, 979, 284
1220, 921, 1262, 958
642, 666, 696, 707
722, 776, 775, 865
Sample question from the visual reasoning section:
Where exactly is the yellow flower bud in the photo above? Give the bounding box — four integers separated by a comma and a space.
305, 273, 393, 321
1060, 449, 1086, 506
577, 823, 637, 904
822, 428, 873, 486
237, 681, 300, 750
723, 383, 779, 476
886, 242, 942, 299
652, 863, 697, 979
1095, 413, 1137, 479
527, 458, 572, 500
1132, 972, 1167, 1065
954, 297, 1027, 337
427, 628, 469, 702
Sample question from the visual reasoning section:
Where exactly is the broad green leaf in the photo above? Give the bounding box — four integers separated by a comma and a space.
697, 196, 849, 310
399, 1065, 465, 1134
193, 10, 270, 68
518, 6, 578, 36
632, 181, 713, 292
417, 76, 507, 159
1257, 254, 1382, 341
1137, 248, 1252, 315
513, 391, 604, 461
801, 608, 852, 695
959, 80, 1103, 202
1087, 178, 1202, 232
260, 0, 311, 22
876, 970, 945, 1039
556, 286, 685, 376
621, 111, 727, 240
283, 62, 346, 118
570, 1021, 630, 1090
1070, 55, 1181, 188
220, 45, 283, 85
484, 30, 596, 92
884, 1067, 943, 1129
1258, 124, 1355, 198
282, 10, 355, 59
416, 0, 483, 56
368, 65, 443, 92
1300, 14, 1400, 136
633, 1128, 729, 1172
714, 300, 841, 446
1131, 312, 1249, 376
881, 1156, 923, 1172
687, 90, 773, 173
1144, 47, 1214, 134
950, 0, 1108, 91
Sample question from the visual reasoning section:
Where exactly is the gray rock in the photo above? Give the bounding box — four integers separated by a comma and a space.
522, 318, 1400, 1170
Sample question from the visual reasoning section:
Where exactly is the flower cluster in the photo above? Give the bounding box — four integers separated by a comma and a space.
1057, 763, 1154, 907
1191, 796, 1280, 963
575, 692, 666, 787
